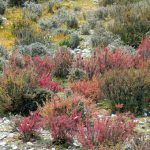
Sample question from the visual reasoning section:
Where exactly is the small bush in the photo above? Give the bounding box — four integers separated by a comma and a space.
0, 15, 3, 25
90, 28, 119, 48
98, 0, 114, 6
68, 68, 88, 82
69, 78, 101, 102
8, 0, 26, 6
0, 0, 6, 15
19, 42, 49, 56
137, 37, 150, 60
69, 33, 80, 49
17, 112, 44, 141
48, 1, 54, 13
53, 47, 73, 78
0, 54, 55, 115
77, 113, 136, 149
101, 69, 150, 115
23, 2, 42, 22
12, 20, 47, 45
39, 17, 58, 30
80, 24, 90, 35
66, 16, 78, 29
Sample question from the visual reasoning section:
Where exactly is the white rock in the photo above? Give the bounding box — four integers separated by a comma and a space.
27, 142, 34, 146
0, 141, 6, 146
11, 145, 18, 150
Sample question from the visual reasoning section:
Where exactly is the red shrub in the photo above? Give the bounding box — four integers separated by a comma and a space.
95, 48, 135, 73
38, 74, 62, 92
53, 47, 73, 78
69, 78, 101, 102
73, 54, 99, 79
48, 109, 82, 144
74, 48, 136, 78
17, 112, 44, 141
33, 56, 54, 76
137, 37, 150, 60
77, 113, 136, 149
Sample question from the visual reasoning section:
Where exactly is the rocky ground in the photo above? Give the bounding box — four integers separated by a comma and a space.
0, 115, 149, 150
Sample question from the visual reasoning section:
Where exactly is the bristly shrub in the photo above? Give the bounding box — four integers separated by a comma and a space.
69, 78, 101, 102
8, 0, 26, 6
90, 28, 119, 48
19, 42, 49, 56
39, 17, 58, 30
48, 1, 54, 13
41, 94, 97, 146
95, 48, 135, 73
59, 33, 80, 49
48, 111, 81, 146
0, 0, 6, 15
80, 24, 90, 35
66, 15, 78, 29
101, 69, 150, 115
77, 113, 136, 149
23, 2, 42, 22
69, 33, 80, 49
137, 37, 150, 60
12, 20, 47, 45
0, 54, 56, 115
68, 68, 88, 82
73, 53, 99, 79
17, 111, 44, 141
53, 47, 73, 78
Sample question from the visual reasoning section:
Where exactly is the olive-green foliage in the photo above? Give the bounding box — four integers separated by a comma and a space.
12, 20, 48, 45
59, 33, 80, 49
66, 16, 78, 29
68, 68, 88, 82
107, 0, 150, 47
102, 69, 150, 115
0, 65, 53, 116
23, 2, 42, 22
0, 0, 5, 15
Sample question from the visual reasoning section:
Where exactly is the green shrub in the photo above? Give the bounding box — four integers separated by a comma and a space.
12, 20, 47, 45
0, 0, 6, 15
80, 24, 90, 35
23, 2, 42, 22
0, 54, 53, 116
59, 33, 80, 49
68, 68, 88, 82
91, 28, 118, 48
66, 16, 78, 29
102, 69, 150, 115
107, 0, 150, 48
19, 42, 49, 56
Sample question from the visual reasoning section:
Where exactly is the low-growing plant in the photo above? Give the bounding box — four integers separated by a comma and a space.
12, 20, 47, 45
39, 17, 58, 30
48, 1, 54, 13
101, 69, 150, 115
66, 15, 78, 29
0, 0, 6, 15
80, 24, 90, 35
0, 54, 57, 115
77, 113, 136, 149
68, 68, 88, 82
23, 2, 42, 22
53, 47, 73, 78
19, 42, 49, 56
17, 111, 44, 141
69, 78, 101, 102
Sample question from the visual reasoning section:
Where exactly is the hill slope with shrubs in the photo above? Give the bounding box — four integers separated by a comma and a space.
0, 0, 150, 150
